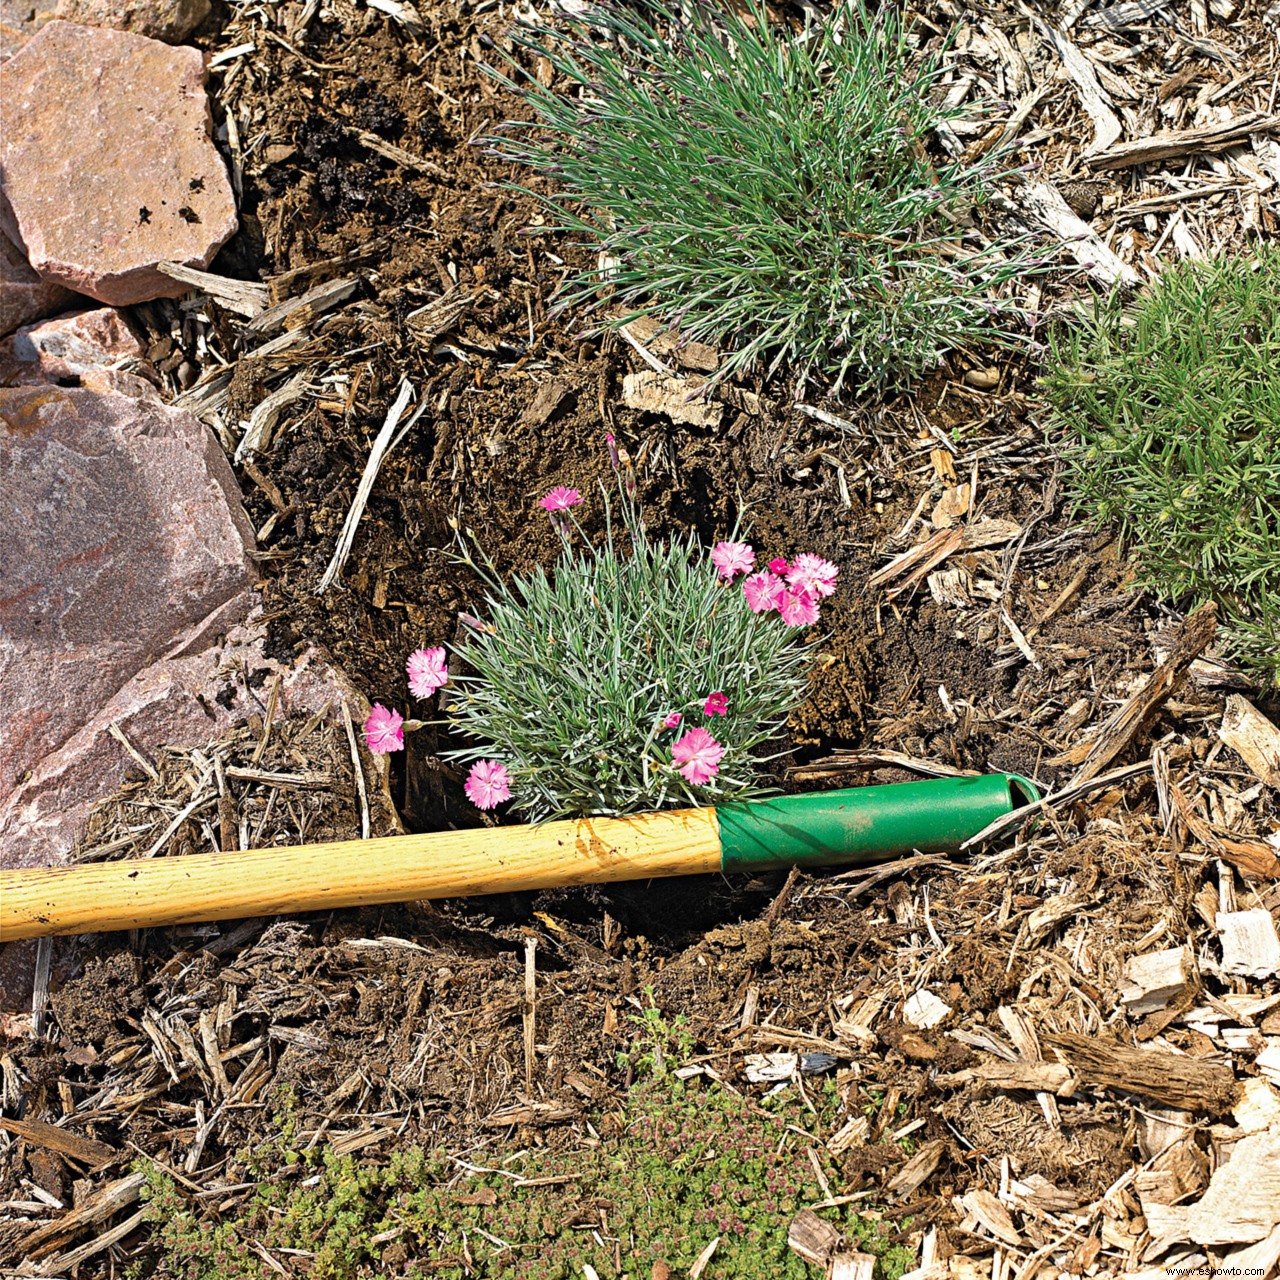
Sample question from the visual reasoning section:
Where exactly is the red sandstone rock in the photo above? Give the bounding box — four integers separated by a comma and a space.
0, 305, 160, 397
0, 228, 75, 337
0, 21, 238, 306
0, 384, 257, 805
53, 0, 210, 42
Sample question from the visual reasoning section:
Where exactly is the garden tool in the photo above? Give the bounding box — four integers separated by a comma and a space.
0, 773, 1038, 940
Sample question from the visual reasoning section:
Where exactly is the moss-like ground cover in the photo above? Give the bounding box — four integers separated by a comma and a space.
140, 1074, 914, 1279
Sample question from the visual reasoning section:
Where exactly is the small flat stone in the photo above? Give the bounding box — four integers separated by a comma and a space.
53, 0, 209, 42
0, 21, 238, 305
0, 305, 160, 396
0, 228, 75, 337
0, 384, 256, 803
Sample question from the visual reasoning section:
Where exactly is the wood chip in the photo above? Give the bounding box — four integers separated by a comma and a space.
689, 1235, 720, 1279
406, 287, 473, 342
316, 379, 424, 593
1007, 1175, 1080, 1214
0, 1115, 116, 1168
1218, 1223, 1280, 1277
788, 1207, 842, 1267
621, 371, 722, 427
1232, 1078, 1280, 1135
961, 1188, 1022, 1246
520, 379, 572, 428
935, 1060, 1076, 1094
235, 371, 310, 462
41, 1206, 148, 1271
887, 1138, 948, 1200
351, 127, 447, 177
830, 1252, 877, 1280
1040, 24, 1123, 153
1086, 112, 1280, 169
1019, 181, 1141, 287
1218, 910, 1280, 979
21, 1171, 145, 1259
267, 1025, 332, 1052
1135, 1137, 1208, 1210
1058, 602, 1216, 783
827, 1114, 871, 1155
903, 990, 952, 1030
1121, 946, 1194, 1015
1218, 695, 1280, 786
155, 261, 270, 316
1046, 1033, 1237, 1112
621, 314, 719, 373
244, 275, 360, 336
480, 1101, 576, 1127
1147, 1124, 1280, 1247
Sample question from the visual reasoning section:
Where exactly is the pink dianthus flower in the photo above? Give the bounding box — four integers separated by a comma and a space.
703, 691, 728, 717
671, 727, 725, 786
768, 557, 789, 575
742, 570, 785, 614
787, 553, 839, 599
539, 486, 583, 512
710, 540, 755, 581
779, 588, 820, 628
465, 759, 511, 810
363, 703, 404, 754
662, 711, 683, 729
407, 646, 448, 698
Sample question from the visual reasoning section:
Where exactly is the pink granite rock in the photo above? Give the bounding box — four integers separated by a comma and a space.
0, 21, 238, 305
0, 385, 256, 804
0, 305, 160, 397
0, 228, 75, 337
53, 0, 210, 42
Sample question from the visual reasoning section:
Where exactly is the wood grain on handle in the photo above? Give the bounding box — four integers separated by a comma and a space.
0, 809, 723, 941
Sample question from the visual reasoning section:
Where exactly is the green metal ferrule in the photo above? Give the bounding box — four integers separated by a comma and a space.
716, 773, 1039, 873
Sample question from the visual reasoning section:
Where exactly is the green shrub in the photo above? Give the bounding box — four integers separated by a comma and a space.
1041, 249, 1280, 686
487, 0, 1035, 394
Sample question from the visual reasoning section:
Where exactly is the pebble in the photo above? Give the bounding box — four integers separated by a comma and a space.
0, 305, 160, 397
0, 20, 238, 306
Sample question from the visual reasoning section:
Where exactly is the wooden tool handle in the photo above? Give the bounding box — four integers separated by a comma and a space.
0, 808, 722, 941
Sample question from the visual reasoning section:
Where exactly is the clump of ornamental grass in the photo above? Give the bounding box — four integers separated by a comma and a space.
1041, 249, 1280, 688
485, 0, 1036, 394
365, 440, 835, 820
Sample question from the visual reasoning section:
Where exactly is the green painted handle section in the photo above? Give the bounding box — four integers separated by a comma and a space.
717, 773, 1039, 873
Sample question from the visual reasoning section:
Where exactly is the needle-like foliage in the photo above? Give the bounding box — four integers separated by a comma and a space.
446, 494, 818, 820
487, 0, 1036, 393
1042, 248, 1280, 687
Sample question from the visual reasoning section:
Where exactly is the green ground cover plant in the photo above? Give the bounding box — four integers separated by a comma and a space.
1041, 248, 1280, 687
140, 1074, 914, 1280
487, 0, 1036, 394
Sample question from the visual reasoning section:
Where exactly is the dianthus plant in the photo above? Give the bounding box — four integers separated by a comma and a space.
487, 0, 1037, 394
366, 447, 836, 821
